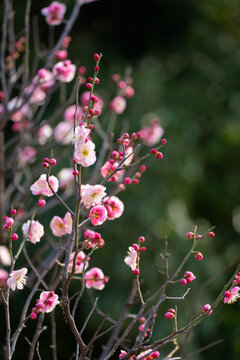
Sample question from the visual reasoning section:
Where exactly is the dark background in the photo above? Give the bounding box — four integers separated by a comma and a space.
1, 0, 240, 359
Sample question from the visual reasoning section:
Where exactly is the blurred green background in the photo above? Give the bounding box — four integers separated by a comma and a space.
2, 0, 240, 359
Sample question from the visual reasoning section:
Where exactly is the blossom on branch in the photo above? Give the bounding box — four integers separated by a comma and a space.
50, 212, 72, 237
124, 246, 137, 271
22, 220, 44, 244
36, 291, 60, 313
30, 174, 59, 197
85, 267, 107, 290
103, 196, 124, 220
89, 205, 108, 226
53, 60, 76, 82
223, 286, 240, 304
68, 251, 89, 273
7, 268, 28, 291
73, 139, 96, 167
81, 184, 107, 209
41, 2, 66, 26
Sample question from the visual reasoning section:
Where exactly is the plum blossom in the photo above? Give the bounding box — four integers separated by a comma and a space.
30, 174, 59, 197
0, 269, 8, 288
201, 304, 213, 315
50, 212, 72, 237
74, 125, 90, 145
73, 140, 96, 167
36, 291, 60, 313
0, 245, 11, 266
53, 60, 76, 82
22, 220, 44, 244
64, 105, 84, 123
122, 146, 134, 166
223, 286, 240, 304
68, 251, 89, 273
38, 124, 53, 145
54, 121, 73, 144
37, 68, 55, 92
41, 2, 66, 26
124, 246, 137, 271
89, 205, 108, 226
101, 160, 119, 182
7, 267, 28, 291
109, 96, 126, 114
103, 196, 124, 220
81, 184, 107, 209
139, 118, 164, 146
8, 97, 30, 122
85, 267, 107, 290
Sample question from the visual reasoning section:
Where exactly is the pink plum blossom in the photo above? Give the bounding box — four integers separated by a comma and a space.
8, 97, 30, 122
124, 246, 137, 271
81, 184, 107, 209
181, 271, 196, 284
85, 267, 106, 290
18, 146, 36, 166
103, 196, 124, 220
41, 2, 66, 26
64, 105, 84, 123
223, 286, 240, 304
22, 220, 44, 244
89, 205, 108, 226
0, 269, 8, 288
30, 174, 59, 197
100, 160, 119, 182
109, 96, 126, 114
54, 121, 73, 144
68, 251, 89, 273
122, 146, 134, 166
58, 168, 74, 189
53, 60, 76, 82
74, 124, 91, 145
7, 267, 28, 291
37, 291, 60, 313
38, 124, 53, 145
0, 245, 11, 266
139, 118, 164, 146
50, 212, 72, 237
73, 140, 96, 167
37, 68, 55, 92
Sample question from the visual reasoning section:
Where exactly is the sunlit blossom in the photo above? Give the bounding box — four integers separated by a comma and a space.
7, 268, 28, 291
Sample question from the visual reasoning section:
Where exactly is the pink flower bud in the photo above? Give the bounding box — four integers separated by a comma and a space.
95, 65, 100, 73
181, 278, 187, 285
112, 150, 119, 159
140, 165, 146, 173
133, 269, 140, 275
41, 162, 49, 168
124, 177, 132, 185
156, 152, 163, 159
186, 232, 194, 239
95, 77, 100, 84
86, 83, 92, 89
195, 251, 203, 261
89, 124, 94, 130
151, 351, 160, 358
140, 246, 146, 252
151, 148, 157, 155
43, 157, 50, 163
49, 158, 57, 166
37, 199, 46, 207
164, 311, 175, 319
10, 209, 17, 216
208, 231, 215, 238
30, 312, 37, 320
161, 138, 167, 145
11, 233, 18, 241
93, 53, 100, 62
132, 243, 139, 251
72, 170, 79, 176
139, 236, 145, 243
139, 317, 146, 324
132, 179, 139, 184
5, 217, 14, 227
